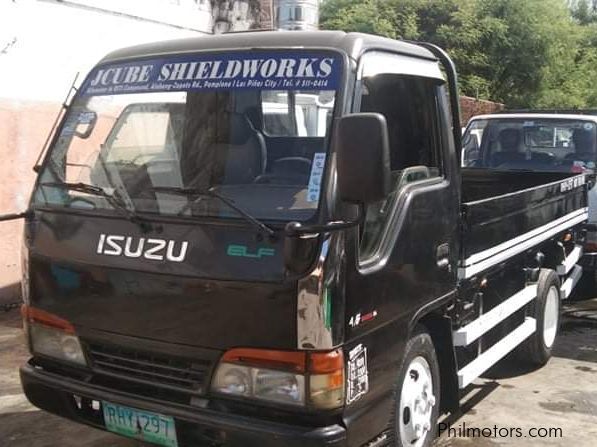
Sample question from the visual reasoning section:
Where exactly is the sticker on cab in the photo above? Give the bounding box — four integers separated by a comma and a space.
347, 343, 369, 404
307, 152, 326, 203
77, 111, 96, 124
81, 51, 342, 96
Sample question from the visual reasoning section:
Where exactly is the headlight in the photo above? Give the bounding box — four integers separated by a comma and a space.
22, 305, 87, 366
30, 323, 87, 366
212, 362, 305, 406
211, 348, 343, 409
211, 363, 253, 397
254, 368, 305, 404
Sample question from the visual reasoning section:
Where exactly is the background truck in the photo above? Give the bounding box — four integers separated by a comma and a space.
462, 111, 597, 284
17, 31, 588, 447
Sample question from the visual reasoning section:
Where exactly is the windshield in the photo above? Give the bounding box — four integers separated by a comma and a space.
462, 118, 597, 173
34, 51, 341, 222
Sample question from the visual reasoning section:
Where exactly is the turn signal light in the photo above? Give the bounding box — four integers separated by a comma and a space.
309, 350, 344, 409
221, 348, 307, 373
21, 305, 75, 334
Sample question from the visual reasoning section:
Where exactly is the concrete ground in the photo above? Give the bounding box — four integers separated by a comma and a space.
437, 297, 597, 446
1, 299, 596, 447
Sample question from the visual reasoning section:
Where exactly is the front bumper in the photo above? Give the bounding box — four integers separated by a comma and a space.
20, 363, 347, 447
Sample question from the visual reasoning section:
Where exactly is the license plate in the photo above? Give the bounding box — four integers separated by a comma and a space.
102, 401, 178, 447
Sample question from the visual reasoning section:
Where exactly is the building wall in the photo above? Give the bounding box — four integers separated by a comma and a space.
259, 0, 275, 30
460, 95, 505, 127
212, 0, 263, 33
54, 0, 213, 32
0, 100, 67, 303
0, 0, 209, 103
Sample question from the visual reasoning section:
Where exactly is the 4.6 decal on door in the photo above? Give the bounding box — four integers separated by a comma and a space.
348, 310, 378, 328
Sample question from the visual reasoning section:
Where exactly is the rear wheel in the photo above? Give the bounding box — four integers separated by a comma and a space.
518, 269, 561, 366
391, 328, 440, 447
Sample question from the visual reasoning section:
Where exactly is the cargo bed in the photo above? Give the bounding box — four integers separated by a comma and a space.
459, 169, 588, 279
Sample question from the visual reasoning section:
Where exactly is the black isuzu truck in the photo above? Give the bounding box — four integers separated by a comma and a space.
18, 31, 589, 447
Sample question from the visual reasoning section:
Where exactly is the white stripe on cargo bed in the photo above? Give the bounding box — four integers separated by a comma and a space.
459, 208, 588, 280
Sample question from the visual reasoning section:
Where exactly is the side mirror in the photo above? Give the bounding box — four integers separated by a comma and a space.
74, 111, 97, 139
283, 222, 320, 275
335, 113, 391, 204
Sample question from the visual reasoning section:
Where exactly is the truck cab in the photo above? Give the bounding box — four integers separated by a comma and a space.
20, 32, 588, 447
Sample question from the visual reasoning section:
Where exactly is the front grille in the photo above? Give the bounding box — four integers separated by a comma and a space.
86, 342, 212, 397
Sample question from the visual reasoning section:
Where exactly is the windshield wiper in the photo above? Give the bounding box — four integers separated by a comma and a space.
40, 181, 154, 230
151, 186, 276, 237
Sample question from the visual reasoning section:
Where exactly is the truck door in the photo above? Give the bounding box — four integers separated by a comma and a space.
349, 50, 460, 309
342, 51, 460, 440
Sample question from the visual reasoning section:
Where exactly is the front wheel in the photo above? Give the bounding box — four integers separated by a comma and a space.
391, 328, 440, 447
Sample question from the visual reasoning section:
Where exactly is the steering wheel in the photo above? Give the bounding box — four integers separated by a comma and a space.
254, 173, 308, 185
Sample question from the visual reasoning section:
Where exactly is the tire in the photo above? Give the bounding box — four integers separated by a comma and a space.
518, 269, 561, 366
390, 327, 440, 447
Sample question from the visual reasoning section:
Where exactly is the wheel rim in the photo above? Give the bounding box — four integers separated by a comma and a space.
399, 356, 436, 447
543, 286, 559, 348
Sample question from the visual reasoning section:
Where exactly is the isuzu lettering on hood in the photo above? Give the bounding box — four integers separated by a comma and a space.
96, 234, 189, 262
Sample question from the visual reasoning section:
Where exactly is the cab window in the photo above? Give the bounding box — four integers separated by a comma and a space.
356, 52, 446, 259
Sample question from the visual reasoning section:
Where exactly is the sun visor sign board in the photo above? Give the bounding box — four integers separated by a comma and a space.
81, 51, 343, 96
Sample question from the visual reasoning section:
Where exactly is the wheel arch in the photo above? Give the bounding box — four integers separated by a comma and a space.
413, 312, 459, 413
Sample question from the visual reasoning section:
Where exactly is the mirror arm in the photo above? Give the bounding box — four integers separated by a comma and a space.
0, 210, 34, 222
283, 216, 363, 275
285, 218, 362, 236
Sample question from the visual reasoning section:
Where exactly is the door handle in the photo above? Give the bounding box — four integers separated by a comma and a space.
436, 243, 451, 270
